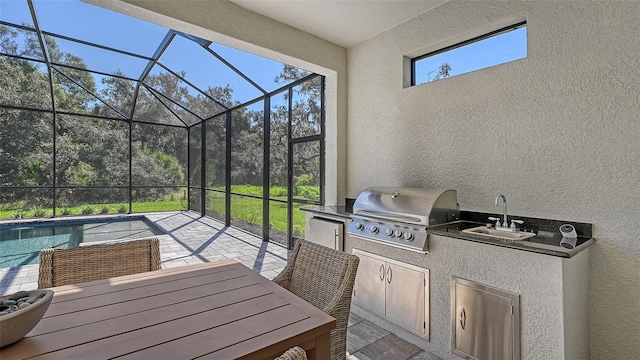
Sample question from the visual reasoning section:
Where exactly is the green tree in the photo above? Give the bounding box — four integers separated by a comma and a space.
230, 105, 264, 186
269, 66, 322, 195
0, 27, 53, 191
428, 63, 452, 82
0, 21, 324, 215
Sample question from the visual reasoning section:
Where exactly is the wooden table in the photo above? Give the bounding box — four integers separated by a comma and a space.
0, 259, 335, 359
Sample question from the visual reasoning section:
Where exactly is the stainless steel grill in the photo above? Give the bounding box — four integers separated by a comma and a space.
348, 187, 459, 253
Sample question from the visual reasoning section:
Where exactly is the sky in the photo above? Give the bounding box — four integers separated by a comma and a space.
0, 0, 290, 104
414, 26, 527, 84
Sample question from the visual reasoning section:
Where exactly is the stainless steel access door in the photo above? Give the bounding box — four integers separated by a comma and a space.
385, 261, 426, 333
352, 248, 430, 339
352, 250, 386, 315
451, 276, 520, 360
307, 217, 344, 250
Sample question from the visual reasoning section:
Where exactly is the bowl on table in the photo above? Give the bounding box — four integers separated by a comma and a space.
0, 289, 54, 348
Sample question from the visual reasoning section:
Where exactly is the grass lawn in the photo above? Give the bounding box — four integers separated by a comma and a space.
0, 200, 187, 220
206, 192, 306, 236
1, 185, 314, 237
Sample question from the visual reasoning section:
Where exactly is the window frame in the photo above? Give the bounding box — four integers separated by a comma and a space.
411, 21, 527, 86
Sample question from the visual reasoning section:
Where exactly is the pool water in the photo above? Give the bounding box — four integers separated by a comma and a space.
0, 218, 163, 268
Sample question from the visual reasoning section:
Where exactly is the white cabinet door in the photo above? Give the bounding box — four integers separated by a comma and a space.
385, 261, 426, 334
353, 251, 386, 315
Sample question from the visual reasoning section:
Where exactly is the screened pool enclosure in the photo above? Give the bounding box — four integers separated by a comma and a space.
0, 0, 324, 248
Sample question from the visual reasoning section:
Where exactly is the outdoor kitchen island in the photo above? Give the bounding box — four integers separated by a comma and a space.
303, 202, 594, 360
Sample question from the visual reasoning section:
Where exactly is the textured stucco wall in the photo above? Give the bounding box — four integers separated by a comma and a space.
562, 247, 590, 360
346, 234, 577, 360
346, 1, 640, 359
87, 0, 348, 205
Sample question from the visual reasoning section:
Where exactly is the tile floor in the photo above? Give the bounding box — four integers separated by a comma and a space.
0, 211, 441, 360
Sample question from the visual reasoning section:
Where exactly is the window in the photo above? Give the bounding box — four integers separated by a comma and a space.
412, 22, 527, 85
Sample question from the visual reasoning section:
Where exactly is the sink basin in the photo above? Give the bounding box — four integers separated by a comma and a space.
462, 226, 536, 241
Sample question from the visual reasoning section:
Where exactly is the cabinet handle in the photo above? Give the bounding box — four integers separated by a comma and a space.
386, 266, 392, 284
379, 264, 385, 281
460, 307, 466, 330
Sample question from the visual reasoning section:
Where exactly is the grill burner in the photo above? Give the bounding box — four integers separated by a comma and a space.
348, 187, 459, 253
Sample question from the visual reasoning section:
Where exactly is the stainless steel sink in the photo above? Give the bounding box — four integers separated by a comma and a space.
462, 226, 536, 241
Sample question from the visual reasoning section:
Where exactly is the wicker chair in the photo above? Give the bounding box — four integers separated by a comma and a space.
273, 239, 360, 360
38, 237, 161, 288
274, 346, 308, 360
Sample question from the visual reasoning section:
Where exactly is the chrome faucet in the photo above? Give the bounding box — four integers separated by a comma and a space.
491, 194, 525, 232
495, 194, 507, 228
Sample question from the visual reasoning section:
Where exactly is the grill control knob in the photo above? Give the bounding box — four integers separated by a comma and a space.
385, 229, 394, 237
404, 232, 414, 241
355, 222, 364, 231
369, 225, 379, 234
394, 229, 403, 238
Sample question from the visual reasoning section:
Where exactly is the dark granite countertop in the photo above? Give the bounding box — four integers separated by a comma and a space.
428, 220, 594, 258
300, 205, 352, 219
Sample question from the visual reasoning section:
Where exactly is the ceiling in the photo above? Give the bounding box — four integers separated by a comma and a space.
230, 0, 449, 47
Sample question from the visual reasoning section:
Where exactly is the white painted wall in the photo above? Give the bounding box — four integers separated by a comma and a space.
346, 1, 640, 359
87, 0, 349, 206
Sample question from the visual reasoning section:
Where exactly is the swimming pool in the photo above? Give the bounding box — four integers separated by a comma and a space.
0, 217, 164, 268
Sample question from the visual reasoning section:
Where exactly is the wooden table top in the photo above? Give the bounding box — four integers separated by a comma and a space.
0, 259, 335, 360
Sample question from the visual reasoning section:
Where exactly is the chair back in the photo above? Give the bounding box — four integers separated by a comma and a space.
287, 241, 355, 311
38, 237, 161, 288
273, 239, 359, 360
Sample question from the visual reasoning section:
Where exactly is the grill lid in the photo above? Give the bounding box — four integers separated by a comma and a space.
352, 186, 459, 227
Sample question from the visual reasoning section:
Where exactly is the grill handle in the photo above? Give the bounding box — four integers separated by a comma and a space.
354, 210, 422, 224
